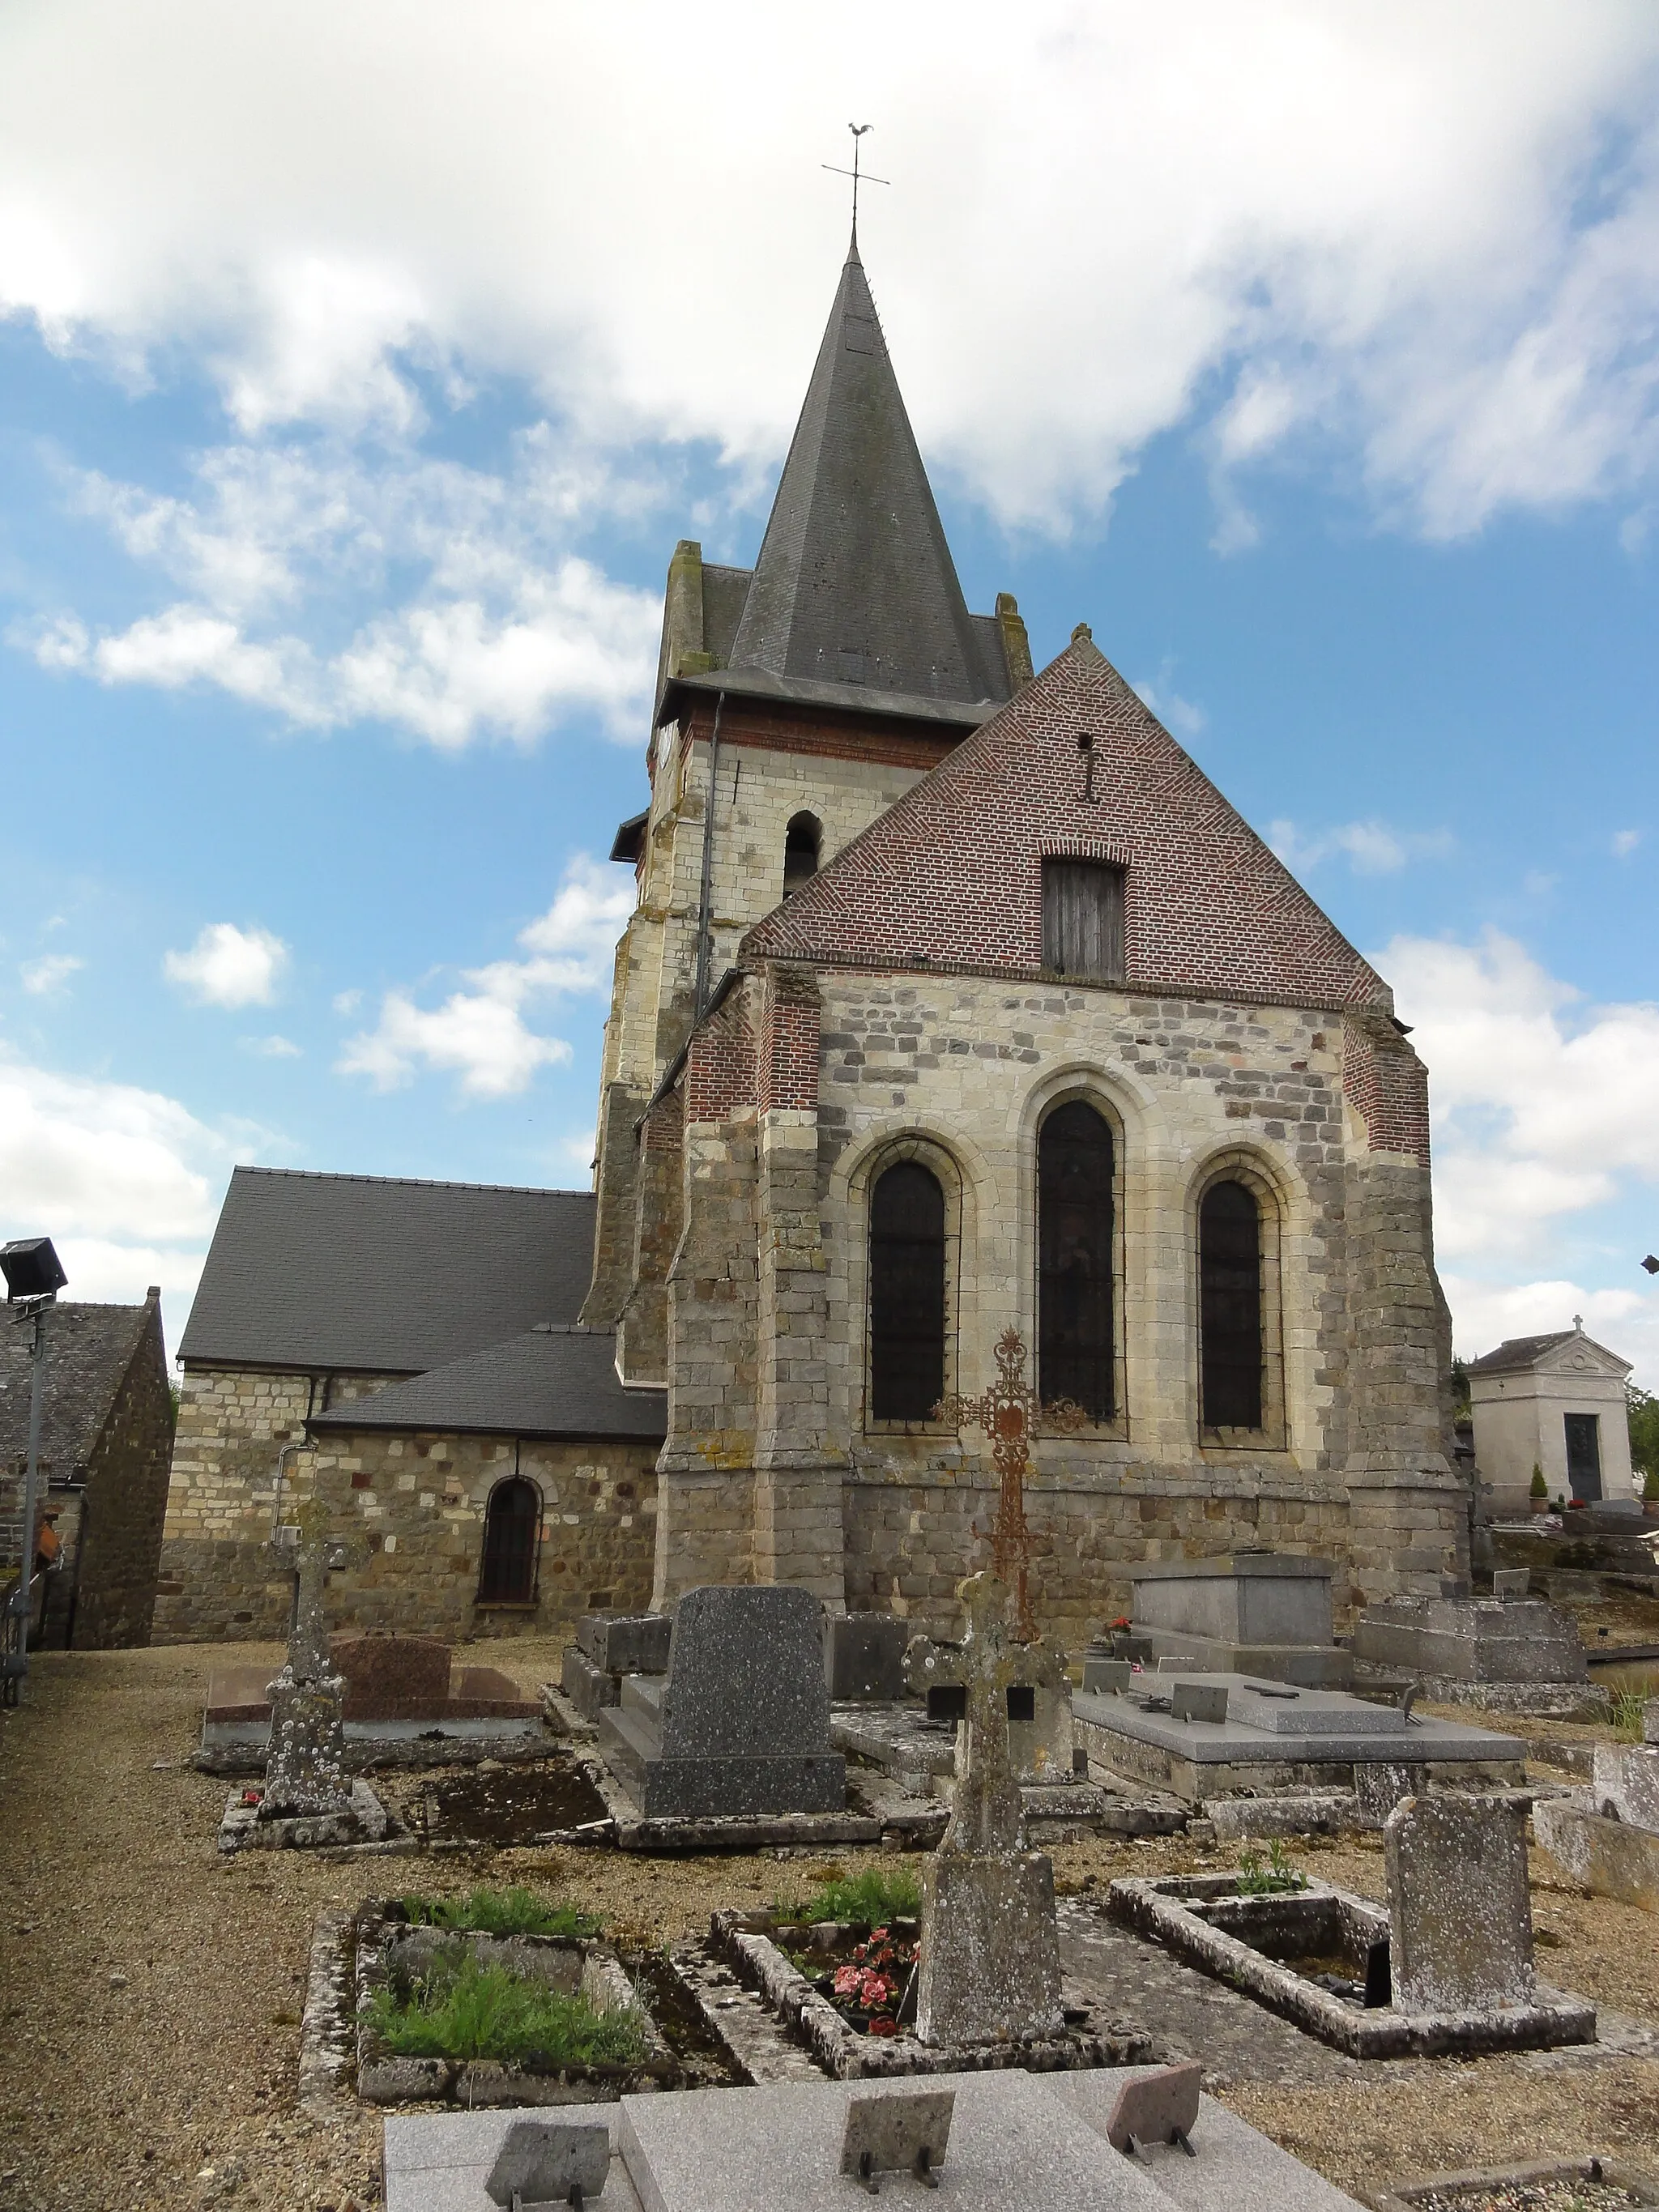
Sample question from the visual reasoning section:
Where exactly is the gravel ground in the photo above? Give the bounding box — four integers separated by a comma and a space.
2, 1640, 1658, 2211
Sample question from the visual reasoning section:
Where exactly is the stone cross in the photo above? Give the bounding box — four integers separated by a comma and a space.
261, 1503, 360, 1821
903, 1572, 1064, 2045
905, 1571, 1028, 1856
933, 1328, 1087, 1643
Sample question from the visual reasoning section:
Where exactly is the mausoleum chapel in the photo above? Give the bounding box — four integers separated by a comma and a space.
156, 239, 1466, 1648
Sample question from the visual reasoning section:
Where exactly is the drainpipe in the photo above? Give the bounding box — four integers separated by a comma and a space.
271, 1442, 303, 1540
692, 690, 726, 1020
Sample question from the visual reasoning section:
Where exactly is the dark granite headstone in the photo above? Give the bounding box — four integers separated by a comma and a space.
824, 1612, 908, 1701
595, 1585, 846, 1818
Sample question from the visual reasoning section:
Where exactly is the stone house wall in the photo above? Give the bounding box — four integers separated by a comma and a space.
70, 1298, 174, 1647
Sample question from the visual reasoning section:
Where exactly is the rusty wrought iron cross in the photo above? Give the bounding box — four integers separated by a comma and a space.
933, 1327, 1088, 1643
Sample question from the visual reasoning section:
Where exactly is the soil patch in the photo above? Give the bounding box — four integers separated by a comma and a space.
426, 1756, 610, 1846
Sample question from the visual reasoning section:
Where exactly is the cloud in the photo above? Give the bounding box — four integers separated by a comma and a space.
19, 953, 83, 995
23, 438, 663, 748
0, 1050, 249, 1340
1271, 817, 1456, 876
1131, 667, 1206, 739
240, 1034, 301, 1058
331, 988, 362, 1016
164, 921, 289, 1008
1613, 828, 1642, 859
0, 4, 1657, 545
338, 854, 630, 1097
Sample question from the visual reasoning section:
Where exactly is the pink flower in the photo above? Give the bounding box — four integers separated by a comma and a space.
834, 1964, 862, 1998
859, 1971, 890, 2009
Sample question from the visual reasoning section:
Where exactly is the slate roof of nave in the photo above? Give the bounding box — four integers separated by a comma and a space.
742, 631, 1392, 1014
178, 1168, 596, 1375
307, 1326, 666, 1443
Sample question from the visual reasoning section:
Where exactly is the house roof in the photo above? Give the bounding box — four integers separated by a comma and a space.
741, 630, 1392, 1013
307, 1326, 666, 1443
1467, 1330, 1631, 1378
0, 1294, 157, 1470
723, 245, 1010, 713
178, 1168, 595, 1375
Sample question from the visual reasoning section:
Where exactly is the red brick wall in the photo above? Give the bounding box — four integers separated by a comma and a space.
744, 638, 1390, 1016
758, 966, 821, 1114
1341, 1015, 1432, 1166
684, 992, 757, 1123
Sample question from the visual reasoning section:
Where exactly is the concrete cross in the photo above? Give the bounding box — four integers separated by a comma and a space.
934, 1327, 1088, 1641
904, 1571, 1029, 1856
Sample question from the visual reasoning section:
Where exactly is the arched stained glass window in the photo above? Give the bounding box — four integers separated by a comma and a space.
477, 1476, 540, 1605
870, 1161, 946, 1421
1200, 1180, 1263, 1430
1038, 1099, 1115, 1419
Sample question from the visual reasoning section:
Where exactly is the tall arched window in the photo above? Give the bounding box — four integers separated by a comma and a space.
869, 1161, 946, 1421
477, 1475, 540, 1604
1038, 1099, 1115, 1419
1200, 1180, 1263, 1430
783, 812, 821, 895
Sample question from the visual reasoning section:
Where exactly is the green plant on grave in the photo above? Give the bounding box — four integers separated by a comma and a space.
775, 1864, 923, 1927
369, 1949, 649, 2065
397, 1886, 601, 1939
1235, 1839, 1308, 1896
1644, 1465, 1659, 1505
1530, 1464, 1549, 1500
1609, 1681, 1659, 1744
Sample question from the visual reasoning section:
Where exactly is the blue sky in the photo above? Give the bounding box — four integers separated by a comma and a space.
2, 2, 1657, 1380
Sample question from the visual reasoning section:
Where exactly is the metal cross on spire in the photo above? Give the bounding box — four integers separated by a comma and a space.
821, 121, 889, 250
934, 1328, 1090, 1643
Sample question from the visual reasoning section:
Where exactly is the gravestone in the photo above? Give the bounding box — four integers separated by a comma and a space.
595, 1585, 846, 1818
330, 1632, 450, 1720
1384, 1793, 1535, 2014
840, 2089, 953, 2188
261, 1521, 352, 1821
1353, 1596, 1598, 1717
1082, 1656, 1132, 1694
903, 1572, 1064, 2046
1169, 1681, 1227, 1725
824, 1613, 908, 1702
1592, 1742, 1659, 1832
1491, 1569, 1530, 1600
1131, 1555, 1352, 1688
562, 1610, 671, 1720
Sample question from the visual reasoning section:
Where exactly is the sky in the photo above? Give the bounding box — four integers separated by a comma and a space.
1, 1, 1657, 1382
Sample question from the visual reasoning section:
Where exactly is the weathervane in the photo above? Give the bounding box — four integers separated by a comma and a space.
934, 1328, 1090, 1643
822, 121, 890, 248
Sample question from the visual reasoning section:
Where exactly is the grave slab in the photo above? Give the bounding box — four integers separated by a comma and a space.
1131, 1556, 1353, 1690
616, 2071, 1177, 2212
1351, 1596, 1604, 1719
1073, 1675, 1524, 1804
1533, 1795, 1659, 1912
384, 2105, 643, 2212
1591, 1742, 1659, 1831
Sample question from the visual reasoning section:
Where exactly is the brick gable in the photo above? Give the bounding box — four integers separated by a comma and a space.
741, 635, 1390, 1015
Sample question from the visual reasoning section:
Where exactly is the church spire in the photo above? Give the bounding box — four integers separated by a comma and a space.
726, 245, 1001, 706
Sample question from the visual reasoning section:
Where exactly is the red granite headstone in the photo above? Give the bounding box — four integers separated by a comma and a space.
329, 1632, 451, 1720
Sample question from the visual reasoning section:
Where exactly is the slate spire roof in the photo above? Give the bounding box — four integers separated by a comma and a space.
725, 244, 1004, 708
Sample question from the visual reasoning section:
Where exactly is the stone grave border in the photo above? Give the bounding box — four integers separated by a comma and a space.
1109, 1873, 1597, 2059
1368, 2155, 1659, 2212
1533, 1796, 1659, 1913
217, 1775, 409, 1856
708, 1909, 1154, 2081
352, 1900, 677, 2107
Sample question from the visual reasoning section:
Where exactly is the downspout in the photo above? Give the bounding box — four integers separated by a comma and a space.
692, 690, 726, 1020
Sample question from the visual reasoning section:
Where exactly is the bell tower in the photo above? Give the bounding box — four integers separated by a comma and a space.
582, 241, 1034, 1356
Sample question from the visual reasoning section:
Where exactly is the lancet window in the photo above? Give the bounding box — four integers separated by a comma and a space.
869, 1160, 947, 1422
477, 1475, 540, 1605
1038, 1098, 1115, 1420
1199, 1179, 1264, 1431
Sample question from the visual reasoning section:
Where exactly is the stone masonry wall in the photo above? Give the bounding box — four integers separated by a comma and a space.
154, 1368, 660, 1642
155, 1366, 402, 1640
73, 1299, 173, 1647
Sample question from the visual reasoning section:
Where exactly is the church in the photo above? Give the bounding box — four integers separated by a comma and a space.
153, 239, 1469, 1649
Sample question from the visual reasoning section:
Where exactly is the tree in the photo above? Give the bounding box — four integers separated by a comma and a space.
1628, 1384, 1659, 1488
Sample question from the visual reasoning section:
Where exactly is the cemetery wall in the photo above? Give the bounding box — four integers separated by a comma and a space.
154, 1366, 662, 1639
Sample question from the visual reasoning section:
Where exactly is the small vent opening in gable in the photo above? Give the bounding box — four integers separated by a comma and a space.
1042, 859, 1124, 983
